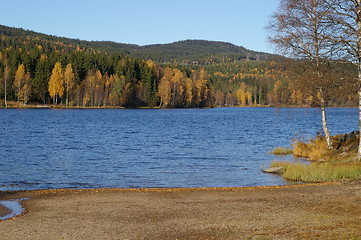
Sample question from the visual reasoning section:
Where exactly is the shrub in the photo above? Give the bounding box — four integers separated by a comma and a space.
292, 141, 310, 158
292, 136, 329, 160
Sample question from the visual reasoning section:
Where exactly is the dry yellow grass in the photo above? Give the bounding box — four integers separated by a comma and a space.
292, 136, 329, 160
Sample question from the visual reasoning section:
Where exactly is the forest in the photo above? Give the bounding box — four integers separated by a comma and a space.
0, 24, 358, 108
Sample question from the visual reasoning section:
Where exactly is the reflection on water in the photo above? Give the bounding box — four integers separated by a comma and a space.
0, 107, 357, 190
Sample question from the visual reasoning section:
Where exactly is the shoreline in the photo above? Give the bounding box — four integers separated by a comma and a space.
1, 102, 358, 110
0, 181, 360, 239
0, 181, 337, 199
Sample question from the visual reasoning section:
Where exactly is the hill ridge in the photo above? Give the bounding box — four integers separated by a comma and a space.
0, 24, 279, 63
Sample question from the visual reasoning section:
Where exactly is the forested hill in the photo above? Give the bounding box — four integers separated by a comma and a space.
122, 40, 283, 63
0, 25, 279, 64
0, 24, 356, 108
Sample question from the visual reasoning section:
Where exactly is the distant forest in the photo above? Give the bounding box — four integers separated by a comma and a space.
0, 25, 357, 108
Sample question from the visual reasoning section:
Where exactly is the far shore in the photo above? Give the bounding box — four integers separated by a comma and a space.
0, 181, 360, 239
1, 102, 358, 110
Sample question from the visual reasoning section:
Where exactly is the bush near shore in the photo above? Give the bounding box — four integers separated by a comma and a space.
271, 131, 361, 182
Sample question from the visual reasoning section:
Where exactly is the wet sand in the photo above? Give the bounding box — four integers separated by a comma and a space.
0, 181, 361, 239
0, 204, 10, 217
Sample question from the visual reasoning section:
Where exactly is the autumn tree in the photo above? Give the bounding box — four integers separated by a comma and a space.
171, 69, 184, 107
246, 91, 253, 105
236, 82, 245, 106
2, 63, 10, 107
194, 68, 211, 107
158, 68, 173, 107
268, 0, 339, 149
48, 62, 64, 104
13, 64, 32, 105
13, 64, 25, 104
185, 77, 194, 107
236, 88, 246, 106
63, 63, 75, 106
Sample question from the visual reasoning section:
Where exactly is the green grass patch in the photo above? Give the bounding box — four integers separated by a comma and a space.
271, 161, 361, 182
272, 147, 293, 155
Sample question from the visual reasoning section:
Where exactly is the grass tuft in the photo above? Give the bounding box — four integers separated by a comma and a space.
270, 161, 361, 182
272, 147, 293, 155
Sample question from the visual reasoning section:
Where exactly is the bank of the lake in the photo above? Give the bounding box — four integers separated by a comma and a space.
1, 181, 360, 239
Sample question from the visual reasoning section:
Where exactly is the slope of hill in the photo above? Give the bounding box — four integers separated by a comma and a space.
125, 39, 280, 63
0, 24, 280, 64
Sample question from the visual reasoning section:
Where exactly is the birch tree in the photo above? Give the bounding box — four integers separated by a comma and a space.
268, 0, 339, 149
48, 62, 64, 104
325, 0, 361, 159
13, 64, 32, 105
2, 64, 10, 108
63, 63, 75, 106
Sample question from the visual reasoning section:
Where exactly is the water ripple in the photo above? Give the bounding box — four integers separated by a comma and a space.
0, 107, 358, 190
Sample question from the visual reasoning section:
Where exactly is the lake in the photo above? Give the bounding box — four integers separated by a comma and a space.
0, 107, 358, 191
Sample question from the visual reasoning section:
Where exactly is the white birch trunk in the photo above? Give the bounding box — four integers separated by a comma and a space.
319, 91, 332, 149
4, 74, 7, 108
66, 84, 69, 107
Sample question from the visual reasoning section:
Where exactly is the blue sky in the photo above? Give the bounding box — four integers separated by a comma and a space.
0, 0, 280, 53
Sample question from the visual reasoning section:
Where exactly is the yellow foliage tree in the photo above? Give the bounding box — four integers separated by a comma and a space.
194, 69, 210, 107
185, 77, 193, 107
48, 62, 64, 104
273, 80, 283, 105
158, 68, 173, 107
171, 69, 184, 106
236, 88, 246, 105
63, 63, 75, 106
13, 64, 25, 103
13, 64, 32, 105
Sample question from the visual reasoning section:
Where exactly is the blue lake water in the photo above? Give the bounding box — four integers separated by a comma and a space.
0, 107, 358, 191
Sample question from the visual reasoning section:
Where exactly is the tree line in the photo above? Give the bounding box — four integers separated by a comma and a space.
0, 48, 357, 109
0, 49, 215, 108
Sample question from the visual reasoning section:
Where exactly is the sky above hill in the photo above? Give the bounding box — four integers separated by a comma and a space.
0, 0, 280, 53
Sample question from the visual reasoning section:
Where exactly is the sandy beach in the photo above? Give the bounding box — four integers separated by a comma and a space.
0, 181, 360, 240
